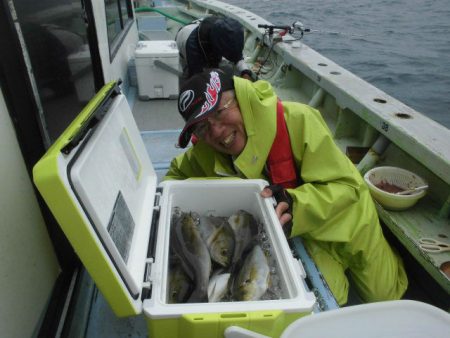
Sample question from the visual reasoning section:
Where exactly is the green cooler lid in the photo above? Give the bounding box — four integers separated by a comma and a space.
33, 81, 157, 317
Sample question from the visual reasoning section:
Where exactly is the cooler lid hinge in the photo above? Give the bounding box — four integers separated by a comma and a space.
61, 81, 122, 154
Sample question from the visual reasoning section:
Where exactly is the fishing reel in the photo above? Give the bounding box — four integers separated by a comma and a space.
258, 21, 310, 41
257, 23, 293, 37
292, 21, 310, 35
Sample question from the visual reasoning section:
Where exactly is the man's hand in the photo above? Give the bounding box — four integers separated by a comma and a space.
240, 69, 258, 82
241, 73, 253, 81
260, 185, 293, 237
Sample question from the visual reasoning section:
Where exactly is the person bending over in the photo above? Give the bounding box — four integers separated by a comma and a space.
176, 15, 255, 81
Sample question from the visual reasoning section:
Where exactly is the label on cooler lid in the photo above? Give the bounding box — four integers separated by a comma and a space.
107, 191, 135, 263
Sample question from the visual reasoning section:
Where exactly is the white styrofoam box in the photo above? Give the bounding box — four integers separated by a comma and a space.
134, 40, 179, 100
143, 179, 316, 318
280, 300, 450, 338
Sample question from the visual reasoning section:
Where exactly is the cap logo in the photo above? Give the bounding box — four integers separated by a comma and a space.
194, 71, 221, 118
178, 89, 195, 113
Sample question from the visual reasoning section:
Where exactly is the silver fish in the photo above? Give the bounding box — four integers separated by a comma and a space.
168, 263, 192, 303
227, 210, 258, 265
198, 215, 235, 268
171, 212, 211, 302
231, 244, 270, 301
207, 269, 231, 303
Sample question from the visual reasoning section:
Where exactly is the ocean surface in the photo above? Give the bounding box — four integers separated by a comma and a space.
225, 0, 450, 128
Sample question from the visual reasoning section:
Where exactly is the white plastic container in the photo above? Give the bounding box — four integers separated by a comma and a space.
33, 82, 316, 338
280, 300, 450, 338
364, 166, 428, 210
134, 40, 179, 100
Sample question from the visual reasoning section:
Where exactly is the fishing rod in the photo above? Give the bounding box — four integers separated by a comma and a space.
307, 28, 365, 38
258, 21, 310, 39
259, 21, 364, 40
255, 21, 362, 76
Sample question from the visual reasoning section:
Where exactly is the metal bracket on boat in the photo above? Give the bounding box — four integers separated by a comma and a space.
356, 134, 390, 175
154, 59, 182, 77
308, 88, 325, 108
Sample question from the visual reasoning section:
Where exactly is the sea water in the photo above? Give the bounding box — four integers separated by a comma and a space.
226, 0, 450, 128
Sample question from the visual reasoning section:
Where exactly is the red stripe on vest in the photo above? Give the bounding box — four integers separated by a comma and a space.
267, 99, 299, 189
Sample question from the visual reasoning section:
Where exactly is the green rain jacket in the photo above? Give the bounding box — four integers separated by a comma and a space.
165, 77, 407, 303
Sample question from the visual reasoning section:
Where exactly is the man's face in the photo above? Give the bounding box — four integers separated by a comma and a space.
193, 91, 247, 155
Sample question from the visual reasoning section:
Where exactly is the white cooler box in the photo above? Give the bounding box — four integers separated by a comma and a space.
33, 82, 315, 338
135, 40, 179, 100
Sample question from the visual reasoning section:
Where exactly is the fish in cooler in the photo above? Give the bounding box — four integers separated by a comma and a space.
207, 269, 231, 302
228, 209, 258, 265
170, 212, 211, 302
169, 209, 276, 303
198, 214, 235, 268
168, 263, 193, 303
230, 244, 271, 301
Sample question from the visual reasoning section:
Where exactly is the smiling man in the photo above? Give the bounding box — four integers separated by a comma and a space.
164, 69, 408, 305
176, 70, 246, 155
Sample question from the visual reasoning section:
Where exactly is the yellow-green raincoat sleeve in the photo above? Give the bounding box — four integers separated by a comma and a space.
284, 102, 372, 243
284, 102, 407, 303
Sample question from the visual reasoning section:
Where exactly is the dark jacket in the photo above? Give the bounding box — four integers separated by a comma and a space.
176, 16, 246, 78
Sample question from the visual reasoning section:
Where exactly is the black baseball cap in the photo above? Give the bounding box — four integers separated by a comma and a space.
177, 69, 234, 148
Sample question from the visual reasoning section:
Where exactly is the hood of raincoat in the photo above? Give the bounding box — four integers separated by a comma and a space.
231, 76, 278, 179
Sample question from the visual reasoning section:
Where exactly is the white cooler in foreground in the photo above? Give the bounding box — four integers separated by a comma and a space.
33, 82, 316, 338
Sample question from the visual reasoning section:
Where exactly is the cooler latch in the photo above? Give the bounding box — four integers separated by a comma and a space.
153, 187, 163, 207
144, 257, 154, 283
295, 258, 307, 278
141, 257, 153, 300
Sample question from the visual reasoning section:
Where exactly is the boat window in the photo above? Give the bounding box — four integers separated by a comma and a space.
105, 0, 134, 60
11, 0, 97, 144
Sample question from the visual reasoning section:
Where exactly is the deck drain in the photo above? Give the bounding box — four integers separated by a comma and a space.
318, 63, 328, 66
330, 71, 341, 75
395, 113, 412, 119
374, 98, 387, 103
